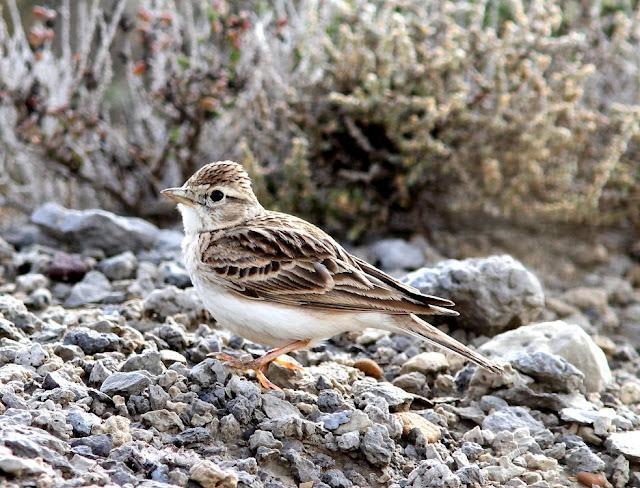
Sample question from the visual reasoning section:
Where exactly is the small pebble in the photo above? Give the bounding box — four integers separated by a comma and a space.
396, 412, 441, 443
576, 472, 610, 488
353, 358, 384, 379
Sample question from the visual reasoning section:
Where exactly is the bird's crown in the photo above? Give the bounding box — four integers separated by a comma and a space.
187, 160, 253, 194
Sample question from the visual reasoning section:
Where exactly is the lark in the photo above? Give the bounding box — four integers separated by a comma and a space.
162, 161, 503, 389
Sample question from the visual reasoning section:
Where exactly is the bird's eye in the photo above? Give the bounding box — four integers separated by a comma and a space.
210, 190, 224, 202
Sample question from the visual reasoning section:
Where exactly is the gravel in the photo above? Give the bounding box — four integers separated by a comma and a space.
0, 206, 638, 487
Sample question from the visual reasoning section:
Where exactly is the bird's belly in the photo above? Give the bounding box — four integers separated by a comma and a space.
193, 282, 378, 347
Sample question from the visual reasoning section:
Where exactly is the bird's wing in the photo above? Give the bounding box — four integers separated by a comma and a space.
198, 212, 458, 316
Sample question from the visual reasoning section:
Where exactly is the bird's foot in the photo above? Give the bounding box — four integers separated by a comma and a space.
209, 339, 310, 390
210, 352, 283, 390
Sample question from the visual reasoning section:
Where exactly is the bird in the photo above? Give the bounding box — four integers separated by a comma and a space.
162, 161, 504, 389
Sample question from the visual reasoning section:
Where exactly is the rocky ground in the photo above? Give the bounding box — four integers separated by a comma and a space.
0, 203, 639, 488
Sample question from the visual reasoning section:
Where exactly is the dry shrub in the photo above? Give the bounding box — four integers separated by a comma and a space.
1, 0, 639, 237
291, 0, 640, 234
0, 0, 264, 216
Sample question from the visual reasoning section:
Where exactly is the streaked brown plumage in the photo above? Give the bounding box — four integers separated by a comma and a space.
163, 161, 504, 388
199, 213, 457, 314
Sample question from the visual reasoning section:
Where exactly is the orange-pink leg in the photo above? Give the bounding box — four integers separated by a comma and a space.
212, 339, 310, 389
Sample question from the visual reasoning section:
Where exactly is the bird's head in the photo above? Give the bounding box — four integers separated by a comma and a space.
162, 161, 263, 234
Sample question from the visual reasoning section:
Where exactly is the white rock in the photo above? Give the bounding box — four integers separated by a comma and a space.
15, 343, 48, 368
605, 431, 640, 461
65, 271, 112, 307
619, 382, 640, 405
356, 328, 389, 345
560, 408, 616, 435
402, 352, 449, 374
99, 251, 138, 281
0, 446, 51, 476
160, 349, 187, 365
560, 407, 616, 424
479, 321, 611, 392
369, 238, 425, 270
190, 460, 238, 488
0, 364, 34, 384
141, 409, 185, 433
93, 416, 132, 447
262, 394, 302, 420
523, 452, 558, 471
334, 410, 372, 435
15, 273, 48, 293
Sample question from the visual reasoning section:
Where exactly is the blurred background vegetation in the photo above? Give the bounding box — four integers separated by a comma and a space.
1, 0, 639, 241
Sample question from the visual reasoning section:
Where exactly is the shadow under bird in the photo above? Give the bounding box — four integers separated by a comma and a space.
162, 161, 504, 389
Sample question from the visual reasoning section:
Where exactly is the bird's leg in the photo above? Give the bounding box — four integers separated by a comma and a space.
213, 339, 310, 389
253, 370, 282, 390
248, 340, 310, 389
249, 339, 309, 372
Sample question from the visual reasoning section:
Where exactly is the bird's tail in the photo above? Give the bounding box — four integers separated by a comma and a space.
390, 313, 505, 375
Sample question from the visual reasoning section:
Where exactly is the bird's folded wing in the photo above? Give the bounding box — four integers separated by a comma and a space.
198, 218, 457, 316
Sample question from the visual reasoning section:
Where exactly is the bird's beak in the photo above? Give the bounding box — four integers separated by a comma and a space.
161, 187, 194, 206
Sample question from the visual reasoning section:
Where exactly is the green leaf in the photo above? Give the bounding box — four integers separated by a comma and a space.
230, 47, 241, 65
177, 55, 190, 69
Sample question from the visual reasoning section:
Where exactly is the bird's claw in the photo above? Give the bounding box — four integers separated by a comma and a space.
255, 369, 282, 390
